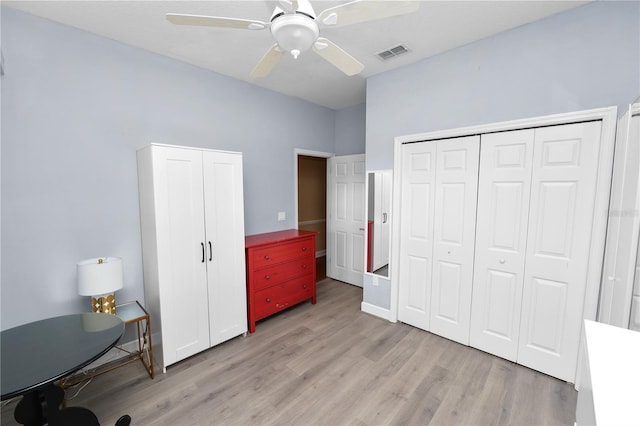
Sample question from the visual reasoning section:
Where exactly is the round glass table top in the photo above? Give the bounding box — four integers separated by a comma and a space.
1, 313, 124, 400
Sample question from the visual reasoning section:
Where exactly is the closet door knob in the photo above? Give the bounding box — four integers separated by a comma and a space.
499, 258, 506, 264
201, 243, 205, 263
208, 241, 212, 262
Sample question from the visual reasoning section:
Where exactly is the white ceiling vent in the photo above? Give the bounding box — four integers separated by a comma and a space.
377, 44, 410, 60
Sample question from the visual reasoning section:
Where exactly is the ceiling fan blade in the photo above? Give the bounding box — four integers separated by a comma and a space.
278, 0, 299, 13
166, 13, 268, 30
312, 38, 364, 76
317, 0, 419, 28
250, 44, 283, 78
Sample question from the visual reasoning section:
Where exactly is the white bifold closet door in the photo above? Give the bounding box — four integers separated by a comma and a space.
470, 121, 602, 382
470, 129, 535, 361
517, 121, 602, 382
397, 142, 437, 330
398, 136, 479, 344
429, 138, 480, 344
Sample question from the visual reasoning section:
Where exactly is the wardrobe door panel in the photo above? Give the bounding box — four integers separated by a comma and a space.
398, 143, 436, 330
470, 130, 534, 361
151, 147, 210, 365
518, 121, 602, 382
430, 136, 480, 344
202, 151, 248, 346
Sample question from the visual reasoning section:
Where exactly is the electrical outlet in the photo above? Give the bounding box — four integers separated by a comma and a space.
277, 211, 286, 221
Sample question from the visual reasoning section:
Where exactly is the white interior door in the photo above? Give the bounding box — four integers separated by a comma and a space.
517, 121, 602, 382
398, 142, 437, 330
599, 104, 640, 328
470, 129, 534, 361
152, 146, 210, 365
202, 151, 247, 347
429, 136, 480, 345
327, 154, 366, 287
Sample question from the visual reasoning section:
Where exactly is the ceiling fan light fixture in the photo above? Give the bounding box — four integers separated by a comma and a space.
271, 14, 319, 59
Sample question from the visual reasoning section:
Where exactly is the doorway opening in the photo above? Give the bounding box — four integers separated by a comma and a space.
296, 153, 328, 281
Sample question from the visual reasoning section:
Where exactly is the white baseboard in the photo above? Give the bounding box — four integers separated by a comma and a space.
361, 302, 392, 321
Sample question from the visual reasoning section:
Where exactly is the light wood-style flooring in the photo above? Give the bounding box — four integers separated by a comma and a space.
2, 279, 577, 425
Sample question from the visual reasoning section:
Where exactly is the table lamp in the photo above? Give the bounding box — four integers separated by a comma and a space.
77, 257, 123, 314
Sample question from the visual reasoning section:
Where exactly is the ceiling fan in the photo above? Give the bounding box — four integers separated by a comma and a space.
166, 0, 420, 78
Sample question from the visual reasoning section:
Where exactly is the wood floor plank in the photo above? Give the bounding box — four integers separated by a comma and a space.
1, 279, 577, 426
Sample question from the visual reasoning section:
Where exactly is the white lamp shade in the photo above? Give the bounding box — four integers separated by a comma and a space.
77, 257, 124, 296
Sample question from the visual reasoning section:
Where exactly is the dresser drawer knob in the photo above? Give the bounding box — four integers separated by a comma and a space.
302, 247, 307, 252
303, 284, 307, 289
266, 298, 271, 303
302, 264, 307, 269
265, 275, 270, 280
264, 255, 270, 260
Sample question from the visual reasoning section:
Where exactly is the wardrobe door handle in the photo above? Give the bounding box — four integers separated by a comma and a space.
201, 243, 205, 263
209, 241, 212, 261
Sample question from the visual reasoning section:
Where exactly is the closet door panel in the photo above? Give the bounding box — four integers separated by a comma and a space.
518, 121, 602, 382
470, 130, 534, 361
430, 136, 480, 344
398, 143, 436, 330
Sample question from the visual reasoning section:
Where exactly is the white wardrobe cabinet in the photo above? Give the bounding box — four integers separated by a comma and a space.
396, 113, 611, 383
137, 144, 247, 373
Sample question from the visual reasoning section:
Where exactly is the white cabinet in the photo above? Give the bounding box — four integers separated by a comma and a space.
137, 144, 247, 372
371, 170, 391, 272
396, 117, 609, 382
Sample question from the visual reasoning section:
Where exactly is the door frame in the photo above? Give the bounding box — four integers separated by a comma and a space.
293, 148, 333, 232
390, 106, 617, 329
293, 149, 332, 268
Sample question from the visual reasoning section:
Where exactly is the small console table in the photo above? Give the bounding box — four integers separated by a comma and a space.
245, 229, 317, 333
61, 301, 154, 388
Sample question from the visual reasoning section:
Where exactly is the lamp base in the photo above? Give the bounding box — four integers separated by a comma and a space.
91, 293, 117, 314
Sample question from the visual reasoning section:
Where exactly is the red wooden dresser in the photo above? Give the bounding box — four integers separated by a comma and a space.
245, 229, 317, 333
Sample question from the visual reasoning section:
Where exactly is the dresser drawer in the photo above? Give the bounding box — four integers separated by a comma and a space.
251, 237, 314, 269
253, 258, 314, 291
254, 276, 314, 321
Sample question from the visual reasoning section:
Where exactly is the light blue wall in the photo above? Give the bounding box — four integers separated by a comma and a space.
334, 102, 365, 155
366, 1, 640, 170
364, 1, 640, 308
0, 7, 338, 329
